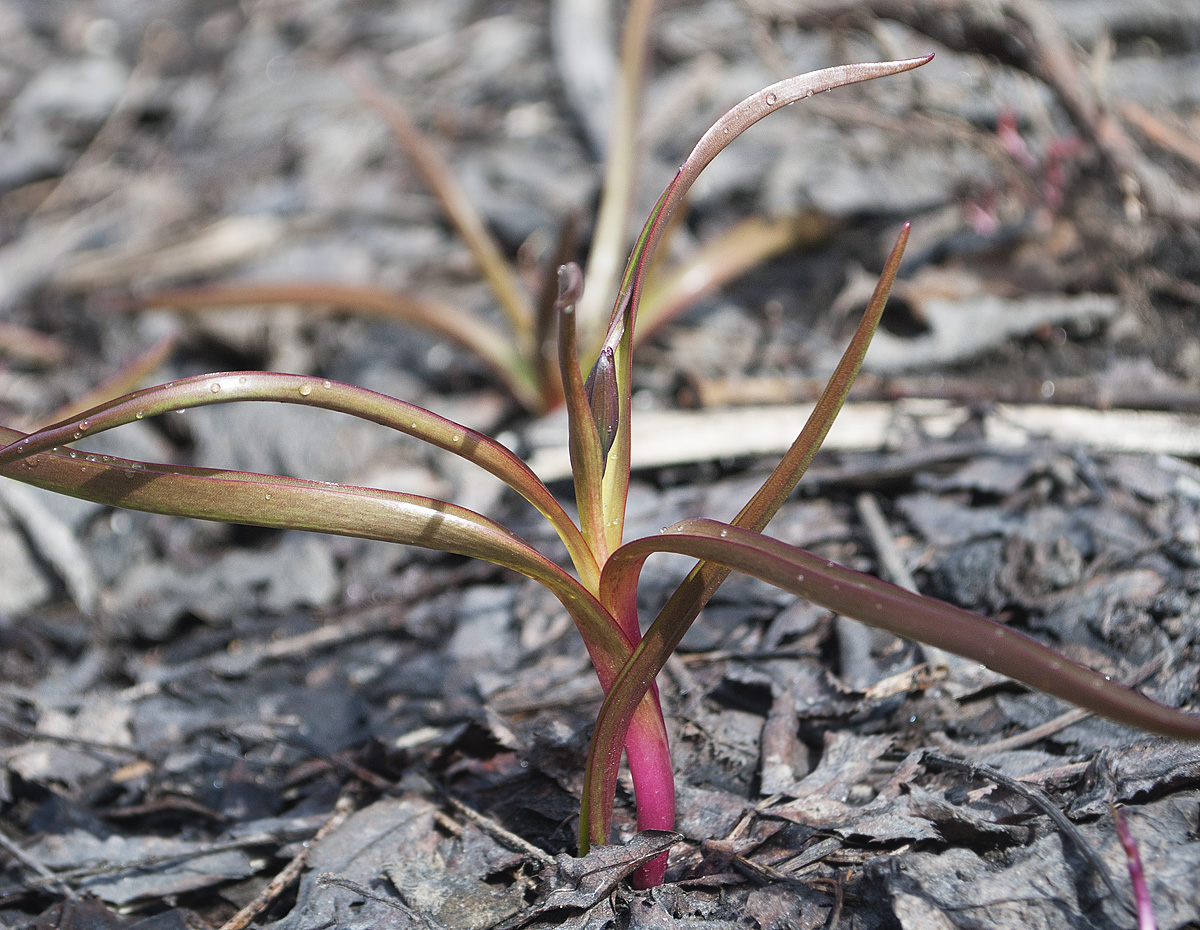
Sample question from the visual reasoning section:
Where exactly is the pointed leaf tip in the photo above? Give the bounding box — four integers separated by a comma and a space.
584, 346, 620, 462
556, 261, 584, 312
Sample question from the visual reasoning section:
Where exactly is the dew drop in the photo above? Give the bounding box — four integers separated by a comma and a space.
765, 92, 778, 105
452, 434, 462, 443
796, 573, 804, 582
265, 492, 272, 501
79, 420, 90, 431
298, 384, 312, 397
73, 432, 81, 440
718, 529, 728, 538
805, 89, 814, 98
135, 410, 144, 419
68, 451, 77, 459
322, 380, 332, 389
210, 382, 221, 394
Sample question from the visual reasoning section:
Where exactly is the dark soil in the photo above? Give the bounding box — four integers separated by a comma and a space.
2, 1, 1200, 928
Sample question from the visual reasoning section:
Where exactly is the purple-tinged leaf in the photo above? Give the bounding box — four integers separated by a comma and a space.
598, 57, 932, 360
583, 519, 1200, 849
581, 225, 910, 844
584, 347, 620, 466
595, 58, 931, 589
0, 420, 675, 828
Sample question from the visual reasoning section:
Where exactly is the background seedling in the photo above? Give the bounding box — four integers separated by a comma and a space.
135, 0, 827, 414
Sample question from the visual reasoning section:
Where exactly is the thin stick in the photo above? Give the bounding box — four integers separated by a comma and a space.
220, 794, 356, 930
441, 795, 554, 865
923, 750, 1135, 917
855, 491, 955, 675
0, 824, 77, 900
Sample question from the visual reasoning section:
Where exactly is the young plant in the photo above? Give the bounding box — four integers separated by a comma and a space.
135, 0, 822, 414
3, 58, 1199, 892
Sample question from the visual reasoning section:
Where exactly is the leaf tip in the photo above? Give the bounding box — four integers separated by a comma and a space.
556, 261, 584, 313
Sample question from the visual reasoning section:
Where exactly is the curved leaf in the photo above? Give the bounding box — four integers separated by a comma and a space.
0, 372, 598, 589
594, 57, 932, 560
0, 420, 675, 869
583, 519, 1200, 846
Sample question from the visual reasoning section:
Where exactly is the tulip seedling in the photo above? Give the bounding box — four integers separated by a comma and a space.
2, 57, 1198, 889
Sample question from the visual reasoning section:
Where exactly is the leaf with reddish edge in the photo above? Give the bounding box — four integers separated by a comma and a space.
0, 376, 678, 876
0, 371, 599, 592
0, 418, 676, 844
592, 57, 933, 566
585, 518, 1200, 859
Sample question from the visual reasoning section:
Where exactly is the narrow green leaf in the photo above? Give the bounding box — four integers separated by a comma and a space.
0, 372, 598, 589
1, 418, 675, 864
597, 57, 933, 363
582, 222, 907, 843
557, 263, 609, 566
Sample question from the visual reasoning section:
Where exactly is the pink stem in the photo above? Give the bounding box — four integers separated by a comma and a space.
1113, 806, 1158, 930
624, 696, 674, 887
599, 594, 674, 887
